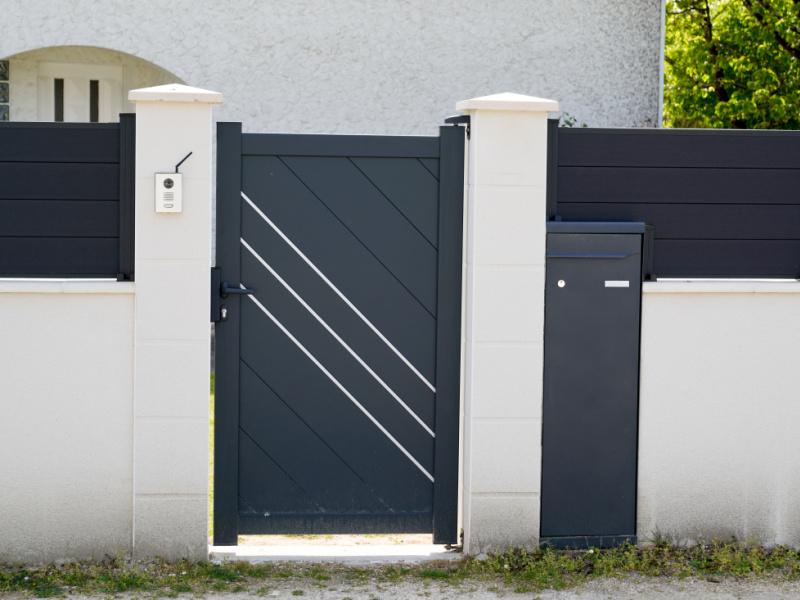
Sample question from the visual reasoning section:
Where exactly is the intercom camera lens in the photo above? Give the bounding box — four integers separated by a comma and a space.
164, 178, 174, 189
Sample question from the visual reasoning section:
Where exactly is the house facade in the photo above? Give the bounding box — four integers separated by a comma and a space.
1, 0, 664, 132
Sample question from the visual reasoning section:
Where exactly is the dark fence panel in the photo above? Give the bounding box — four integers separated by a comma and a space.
0, 122, 120, 163
0, 239, 119, 276
552, 125, 800, 278
0, 118, 134, 278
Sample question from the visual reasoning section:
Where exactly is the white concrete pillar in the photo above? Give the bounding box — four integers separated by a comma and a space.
129, 84, 222, 559
458, 92, 558, 554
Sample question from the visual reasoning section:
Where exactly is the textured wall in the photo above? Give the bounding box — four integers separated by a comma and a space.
1, 0, 662, 133
638, 281, 800, 546
0, 284, 134, 564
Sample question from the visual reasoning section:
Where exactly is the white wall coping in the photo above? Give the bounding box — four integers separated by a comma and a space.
128, 83, 223, 104
456, 92, 559, 113
0, 279, 135, 294
644, 279, 800, 294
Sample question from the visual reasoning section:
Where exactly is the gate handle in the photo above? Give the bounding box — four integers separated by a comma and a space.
220, 281, 256, 298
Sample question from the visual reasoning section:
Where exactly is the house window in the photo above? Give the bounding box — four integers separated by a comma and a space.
0, 60, 9, 121
37, 62, 122, 122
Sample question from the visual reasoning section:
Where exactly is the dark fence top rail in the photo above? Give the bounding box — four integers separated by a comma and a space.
0, 122, 120, 129
0, 122, 121, 164
557, 126, 800, 170
558, 126, 800, 136
242, 132, 440, 158
551, 122, 800, 278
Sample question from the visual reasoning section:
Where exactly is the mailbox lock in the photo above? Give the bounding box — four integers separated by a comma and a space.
557, 279, 566, 288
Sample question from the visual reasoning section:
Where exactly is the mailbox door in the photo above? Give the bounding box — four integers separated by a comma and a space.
540, 232, 643, 547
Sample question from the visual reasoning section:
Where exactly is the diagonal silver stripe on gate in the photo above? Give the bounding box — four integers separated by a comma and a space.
241, 237, 435, 438
241, 191, 436, 393
243, 287, 435, 483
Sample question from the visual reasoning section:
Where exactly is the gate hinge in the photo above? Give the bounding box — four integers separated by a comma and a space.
211, 267, 223, 323
444, 114, 470, 138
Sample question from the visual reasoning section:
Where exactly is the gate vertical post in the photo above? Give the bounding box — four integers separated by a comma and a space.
129, 84, 222, 559
213, 122, 242, 546
457, 92, 559, 554
432, 124, 466, 544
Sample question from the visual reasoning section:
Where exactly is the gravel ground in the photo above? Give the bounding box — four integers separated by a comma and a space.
202, 578, 800, 599
7, 576, 799, 599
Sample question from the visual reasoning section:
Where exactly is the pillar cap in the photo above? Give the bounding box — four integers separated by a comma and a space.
129, 83, 223, 104
456, 92, 558, 113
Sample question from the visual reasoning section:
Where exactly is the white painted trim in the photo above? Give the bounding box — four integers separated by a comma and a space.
644, 280, 800, 294
244, 290, 435, 483
240, 238, 435, 437
241, 191, 436, 393
0, 279, 134, 294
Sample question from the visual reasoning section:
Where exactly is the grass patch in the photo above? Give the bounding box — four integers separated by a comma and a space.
2, 542, 800, 597
460, 542, 800, 590
417, 568, 450, 579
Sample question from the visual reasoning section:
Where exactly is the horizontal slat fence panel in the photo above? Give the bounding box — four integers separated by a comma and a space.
0, 238, 119, 276
0, 200, 119, 237
0, 163, 119, 200
558, 128, 800, 169
0, 123, 119, 163
655, 240, 800, 278
552, 125, 800, 278
0, 120, 133, 277
559, 203, 800, 241
557, 167, 800, 205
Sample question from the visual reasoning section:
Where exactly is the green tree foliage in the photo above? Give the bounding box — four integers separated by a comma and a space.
665, 0, 800, 128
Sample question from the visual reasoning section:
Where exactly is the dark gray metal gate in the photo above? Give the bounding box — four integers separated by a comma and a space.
214, 123, 465, 545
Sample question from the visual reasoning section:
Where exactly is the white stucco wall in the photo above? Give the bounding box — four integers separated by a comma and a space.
1, 0, 662, 132
0, 281, 135, 564
638, 280, 800, 546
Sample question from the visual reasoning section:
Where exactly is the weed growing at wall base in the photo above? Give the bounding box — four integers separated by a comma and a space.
2, 543, 800, 597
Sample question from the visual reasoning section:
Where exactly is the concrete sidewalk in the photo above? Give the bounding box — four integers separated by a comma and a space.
210, 543, 460, 565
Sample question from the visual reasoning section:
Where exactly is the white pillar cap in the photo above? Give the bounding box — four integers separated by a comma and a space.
128, 83, 223, 104
456, 92, 559, 113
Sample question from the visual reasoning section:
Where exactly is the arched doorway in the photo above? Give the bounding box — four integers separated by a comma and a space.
0, 45, 183, 122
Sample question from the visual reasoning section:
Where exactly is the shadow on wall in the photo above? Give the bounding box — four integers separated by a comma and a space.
1, 45, 183, 122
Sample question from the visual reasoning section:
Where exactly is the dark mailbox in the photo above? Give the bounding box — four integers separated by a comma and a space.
540, 221, 652, 549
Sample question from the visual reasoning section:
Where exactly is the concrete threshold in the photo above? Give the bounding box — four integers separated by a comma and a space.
209, 544, 462, 565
